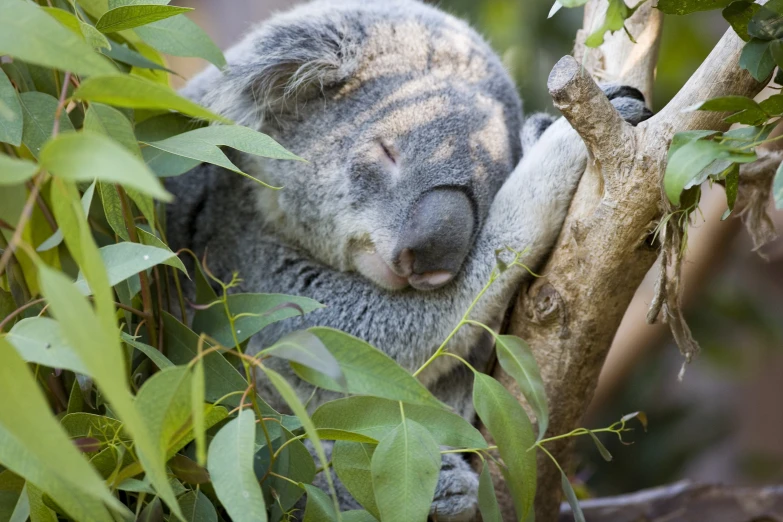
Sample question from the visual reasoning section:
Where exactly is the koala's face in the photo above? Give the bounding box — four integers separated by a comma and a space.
197, 1, 523, 291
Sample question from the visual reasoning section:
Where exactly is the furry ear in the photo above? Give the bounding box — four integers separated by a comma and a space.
181, 4, 362, 129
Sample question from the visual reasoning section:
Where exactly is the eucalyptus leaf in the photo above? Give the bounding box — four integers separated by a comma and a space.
98, 182, 130, 241
96, 5, 193, 33
370, 419, 440, 522
40, 132, 171, 201
135, 366, 193, 461
73, 242, 180, 294
312, 396, 486, 449
84, 103, 141, 157
19, 92, 73, 158
478, 463, 501, 522
560, 470, 586, 522
739, 38, 776, 81
178, 490, 217, 522
261, 330, 346, 389
333, 442, 379, 519
0, 0, 115, 77
102, 43, 174, 73
723, 1, 761, 41
302, 484, 338, 522
207, 410, 267, 522
135, 15, 226, 67
192, 292, 322, 346
296, 327, 444, 408
0, 155, 38, 186
773, 161, 783, 209
136, 227, 188, 274
472, 373, 536, 522
0, 69, 22, 146
37, 180, 95, 253
494, 335, 549, 440
73, 74, 229, 123
7, 317, 88, 374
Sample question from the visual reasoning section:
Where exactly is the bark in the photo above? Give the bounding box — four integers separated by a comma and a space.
486, 1, 770, 520
558, 481, 783, 522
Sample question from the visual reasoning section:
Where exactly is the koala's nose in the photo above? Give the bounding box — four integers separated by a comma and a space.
393, 188, 475, 290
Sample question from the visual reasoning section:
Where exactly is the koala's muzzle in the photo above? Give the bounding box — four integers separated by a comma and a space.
393, 188, 475, 290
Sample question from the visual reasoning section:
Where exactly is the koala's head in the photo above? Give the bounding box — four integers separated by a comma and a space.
184, 0, 523, 291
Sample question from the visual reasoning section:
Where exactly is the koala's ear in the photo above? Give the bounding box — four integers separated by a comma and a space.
181, 9, 361, 129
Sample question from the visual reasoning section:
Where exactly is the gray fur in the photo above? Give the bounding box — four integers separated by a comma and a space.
165, 1, 651, 519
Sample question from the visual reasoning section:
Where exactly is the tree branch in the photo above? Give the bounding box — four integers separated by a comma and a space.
487, 1, 771, 520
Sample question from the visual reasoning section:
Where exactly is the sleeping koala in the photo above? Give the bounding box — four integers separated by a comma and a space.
165, 0, 651, 519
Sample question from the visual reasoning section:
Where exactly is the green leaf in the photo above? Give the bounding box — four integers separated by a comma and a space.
136, 227, 188, 274
740, 38, 776, 81
724, 163, 740, 212
102, 43, 174, 73
341, 511, 378, 522
585, 0, 631, 48
7, 317, 88, 374
494, 335, 549, 441
0, 337, 123, 521
478, 463, 501, 522
472, 373, 536, 521
143, 126, 303, 180
261, 366, 336, 516
135, 15, 226, 67
162, 312, 290, 426
38, 180, 95, 253
99, 182, 130, 241
192, 293, 323, 346
315, 429, 379, 444
79, 21, 111, 51
207, 409, 267, 522
723, 108, 770, 125
261, 330, 346, 389
0, 155, 38, 186
191, 346, 206, 465
302, 484, 338, 522
664, 139, 757, 205
96, 5, 193, 33
73, 74, 229, 123
37, 263, 183, 520
760, 94, 783, 115
60, 413, 129, 442
135, 366, 193, 461
773, 161, 783, 209
259, 428, 315, 519
748, 5, 783, 40
588, 432, 613, 462
657, 0, 735, 15
312, 396, 487, 449
178, 490, 217, 522
19, 92, 73, 158
297, 328, 444, 408
687, 95, 763, 113
560, 470, 586, 522
84, 103, 142, 157
723, 1, 762, 41
41, 6, 82, 36
0, 69, 22, 146
121, 332, 174, 369
26, 483, 57, 522
141, 145, 202, 177
559, 0, 589, 7
169, 455, 209, 485
40, 132, 171, 201
73, 242, 180, 294
0, 0, 115, 77
370, 419, 440, 522
333, 442, 379, 519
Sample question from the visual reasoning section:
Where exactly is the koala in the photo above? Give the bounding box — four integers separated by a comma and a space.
165, 1, 651, 520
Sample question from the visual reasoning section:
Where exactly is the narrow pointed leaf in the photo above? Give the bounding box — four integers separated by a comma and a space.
333, 442, 380, 519
0, 155, 38, 186
74, 242, 179, 294
207, 409, 267, 522
19, 92, 73, 158
472, 373, 536, 521
478, 463, 501, 522
73, 75, 229, 123
0, 69, 22, 146
96, 5, 193, 33
135, 15, 226, 67
302, 484, 338, 522
262, 330, 346, 389
560, 470, 586, 522
0, 0, 115, 77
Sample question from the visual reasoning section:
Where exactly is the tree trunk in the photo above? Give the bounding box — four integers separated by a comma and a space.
485, 1, 771, 520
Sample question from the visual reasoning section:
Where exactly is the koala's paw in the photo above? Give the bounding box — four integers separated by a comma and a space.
428, 453, 479, 522
601, 84, 653, 126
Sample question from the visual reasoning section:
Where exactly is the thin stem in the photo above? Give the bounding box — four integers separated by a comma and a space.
0, 297, 45, 332
117, 186, 157, 349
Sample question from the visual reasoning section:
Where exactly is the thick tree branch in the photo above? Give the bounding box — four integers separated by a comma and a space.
558, 481, 783, 522
487, 1, 771, 520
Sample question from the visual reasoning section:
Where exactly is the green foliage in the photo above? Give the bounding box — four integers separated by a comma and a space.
0, 2, 643, 521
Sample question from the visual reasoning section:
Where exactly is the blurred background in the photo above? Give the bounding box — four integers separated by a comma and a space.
171, 0, 783, 499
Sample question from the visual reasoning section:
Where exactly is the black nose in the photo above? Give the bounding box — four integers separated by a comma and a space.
393, 188, 475, 290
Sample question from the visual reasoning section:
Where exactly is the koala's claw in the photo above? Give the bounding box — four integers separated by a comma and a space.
428, 453, 479, 522
602, 83, 654, 126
